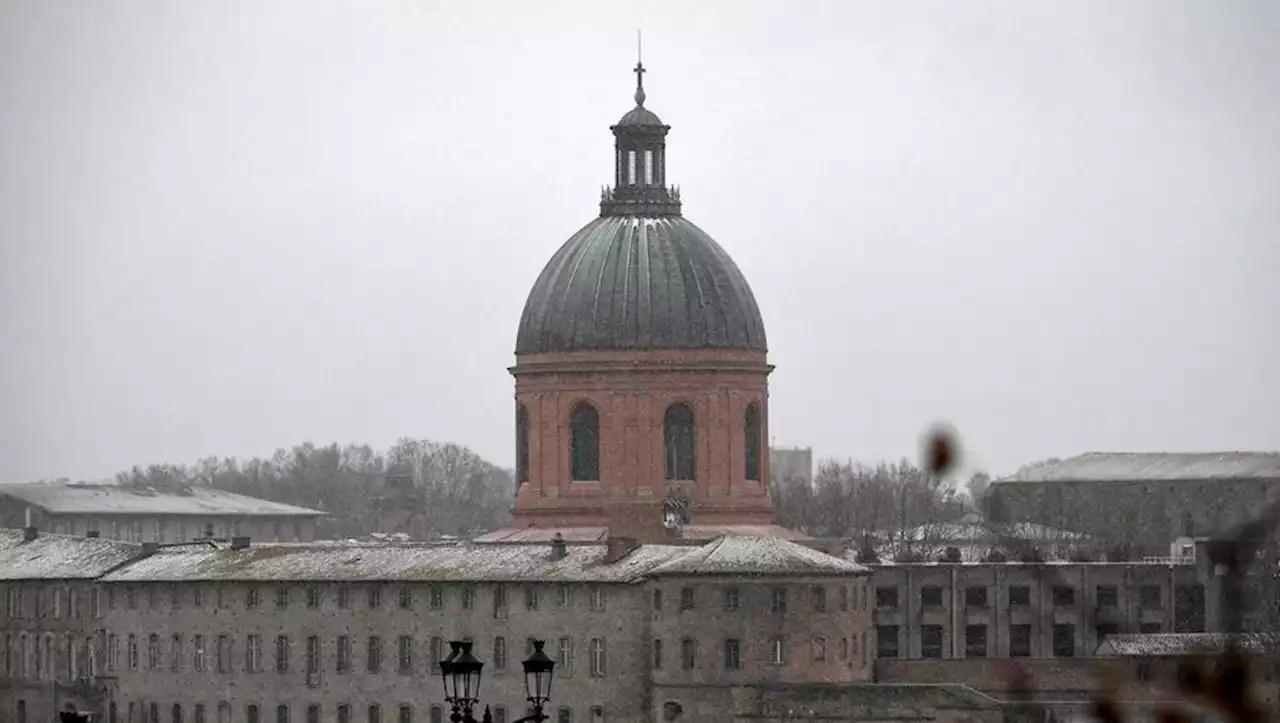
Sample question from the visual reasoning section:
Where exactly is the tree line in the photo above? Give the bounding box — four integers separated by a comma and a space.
112, 439, 514, 540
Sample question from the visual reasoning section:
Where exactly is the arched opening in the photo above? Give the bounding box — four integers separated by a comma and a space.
744, 403, 761, 481
664, 403, 696, 481
570, 402, 600, 482
516, 403, 530, 484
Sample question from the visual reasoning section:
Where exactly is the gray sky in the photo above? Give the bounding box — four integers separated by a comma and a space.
2, 0, 1277, 482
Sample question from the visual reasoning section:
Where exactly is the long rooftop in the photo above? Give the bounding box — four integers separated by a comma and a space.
0, 528, 142, 580
996, 452, 1280, 484
0, 481, 326, 517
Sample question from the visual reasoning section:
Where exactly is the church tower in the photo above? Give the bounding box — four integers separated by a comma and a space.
502, 60, 775, 541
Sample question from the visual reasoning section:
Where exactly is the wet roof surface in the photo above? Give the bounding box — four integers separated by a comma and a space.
996, 452, 1280, 483
515, 216, 767, 355
0, 529, 141, 580
0, 482, 326, 516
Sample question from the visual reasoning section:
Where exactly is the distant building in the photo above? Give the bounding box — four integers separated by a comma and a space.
0, 481, 326, 543
986, 452, 1280, 556
770, 446, 814, 486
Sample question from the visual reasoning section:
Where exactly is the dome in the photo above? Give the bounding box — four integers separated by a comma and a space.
515, 216, 768, 355
616, 105, 665, 128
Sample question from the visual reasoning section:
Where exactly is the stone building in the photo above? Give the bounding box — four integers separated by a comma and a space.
0, 482, 326, 544
986, 452, 1280, 555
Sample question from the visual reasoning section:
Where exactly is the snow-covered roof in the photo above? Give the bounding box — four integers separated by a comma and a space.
0, 482, 325, 517
1096, 633, 1271, 657
0, 529, 142, 580
997, 452, 1280, 484
474, 524, 807, 544
648, 536, 869, 577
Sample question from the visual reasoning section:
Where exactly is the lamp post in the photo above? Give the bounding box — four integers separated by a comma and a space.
439, 639, 556, 723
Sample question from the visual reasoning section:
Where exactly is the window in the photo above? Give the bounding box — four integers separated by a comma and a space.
839, 586, 849, 612
1097, 585, 1119, 607
462, 586, 475, 610
367, 636, 382, 673
652, 639, 662, 669
247, 635, 262, 672
337, 636, 352, 673
306, 586, 320, 608
494, 709, 507, 723
193, 586, 203, 608
338, 587, 350, 609
627, 149, 637, 184
368, 587, 382, 609
525, 585, 539, 611
569, 402, 600, 481
679, 587, 695, 610
811, 587, 827, 612
590, 587, 604, 610
557, 637, 573, 674
128, 634, 139, 670
1052, 624, 1075, 657
429, 707, 443, 723
556, 585, 570, 608
493, 636, 506, 670
812, 636, 827, 662
557, 709, 571, 723
276, 635, 290, 673
589, 638, 605, 677
430, 637, 444, 670
398, 707, 412, 723
306, 707, 319, 723
220, 703, 233, 723
920, 586, 943, 607
1139, 585, 1162, 608
493, 586, 508, 618
723, 639, 741, 670
429, 586, 443, 609
965, 587, 988, 607
680, 638, 696, 669
147, 633, 160, 669
769, 637, 786, 665
92, 588, 102, 617
1052, 586, 1075, 607
248, 705, 259, 723
195, 705, 205, 723
1009, 586, 1031, 606
170, 634, 183, 672
193, 635, 205, 671
965, 625, 987, 658
246, 587, 260, 609
516, 404, 530, 483
770, 587, 787, 613
875, 587, 899, 609
652, 589, 663, 611
1174, 583, 1206, 633
306, 636, 320, 674
369, 705, 381, 723
127, 586, 137, 609
921, 625, 943, 658
1009, 624, 1032, 657
276, 706, 289, 723
398, 635, 413, 674
663, 403, 696, 480
338, 707, 351, 723
152, 704, 161, 723
744, 403, 761, 481
724, 587, 740, 612
276, 587, 289, 609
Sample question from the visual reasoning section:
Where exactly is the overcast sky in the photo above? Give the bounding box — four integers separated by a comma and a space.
1, 0, 1277, 482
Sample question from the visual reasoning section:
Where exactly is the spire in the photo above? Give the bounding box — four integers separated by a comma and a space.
634, 30, 646, 106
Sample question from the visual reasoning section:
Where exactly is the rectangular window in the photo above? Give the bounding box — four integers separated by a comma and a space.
149, 633, 161, 669
1096, 584, 1119, 607
338, 587, 350, 609
1053, 624, 1075, 657
369, 705, 381, 723
524, 585, 538, 611
680, 638, 696, 669
276, 635, 290, 673
875, 587, 899, 609
1009, 586, 1031, 606
127, 587, 137, 609
1052, 586, 1075, 607
307, 707, 319, 723
398, 707, 412, 723
723, 639, 740, 670
368, 586, 382, 609
652, 639, 662, 669
652, 589, 662, 611
367, 636, 382, 673
128, 634, 139, 670
556, 585, 570, 608
557, 637, 573, 674
276, 587, 289, 609
679, 587, 694, 611
769, 637, 786, 665
247, 635, 262, 673
171, 634, 183, 672
920, 586, 943, 607
217, 635, 230, 673
248, 705, 259, 723
589, 638, 605, 677
429, 708, 443, 723
811, 587, 827, 612
399, 587, 413, 610
921, 625, 944, 658
306, 586, 320, 609
590, 587, 604, 610
965, 587, 988, 607
839, 586, 849, 612
770, 587, 787, 613
430, 637, 444, 670
277, 707, 289, 723
644, 149, 653, 185
399, 635, 413, 674
493, 586, 508, 618
193, 586, 203, 608
306, 636, 320, 674
724, 587, 740, 612
195, 705, 206, 723
92, 588, 101, 618
193, 635, 205, 671
812, 636, 827, 662
337, 636, 351, 673
627, 150, 637, 185
462, 586, 475, 610
965, 625, 988, 658
246, 587, 260, 609
493, 636, 507, 670
1009, 624, 1032, 657
429, 586, 443, 609
339, 707, 351, 723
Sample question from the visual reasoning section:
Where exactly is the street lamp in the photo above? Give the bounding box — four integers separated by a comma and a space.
520, 640, 556, 723
439, 638, 557, 723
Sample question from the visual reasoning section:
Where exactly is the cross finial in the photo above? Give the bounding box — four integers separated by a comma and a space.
634, 30, 646, 106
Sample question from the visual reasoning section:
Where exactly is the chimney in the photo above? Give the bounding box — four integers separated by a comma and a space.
86, 530, 101, 539
549, 532, 567, 561
231, 536, 251, 550
605, 536, 641, 564
22, 526, 38, 542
